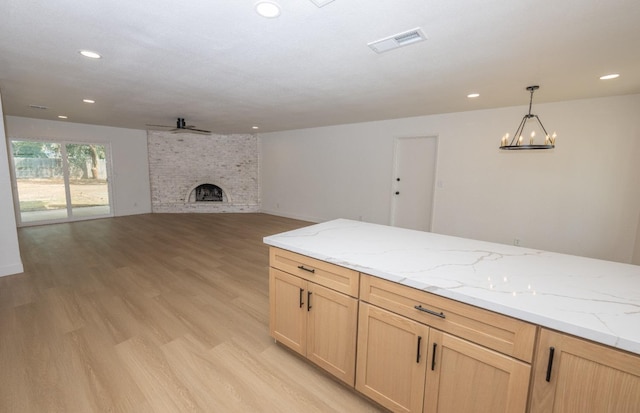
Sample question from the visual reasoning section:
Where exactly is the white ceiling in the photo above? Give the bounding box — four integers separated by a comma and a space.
1, 0, 639, 134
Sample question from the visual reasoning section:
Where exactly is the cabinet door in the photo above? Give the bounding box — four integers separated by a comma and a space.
424, 330, 530, 413
356, 302, 430, 413
269, 268, 306, 355
306, 283, 358, 385
530, 329, 640, 413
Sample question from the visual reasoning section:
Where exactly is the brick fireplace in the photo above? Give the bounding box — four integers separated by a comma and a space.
147, 130, 259, 213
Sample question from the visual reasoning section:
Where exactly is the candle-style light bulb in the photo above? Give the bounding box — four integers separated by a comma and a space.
518, 135, 523, 146
545, 134, 550, 145
551, 132, 557, 145
530, 131, 535, 145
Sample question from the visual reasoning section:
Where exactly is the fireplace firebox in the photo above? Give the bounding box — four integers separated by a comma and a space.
194, 184, 223, 202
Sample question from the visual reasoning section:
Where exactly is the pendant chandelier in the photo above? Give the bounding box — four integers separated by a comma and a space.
499, 85, 556, 150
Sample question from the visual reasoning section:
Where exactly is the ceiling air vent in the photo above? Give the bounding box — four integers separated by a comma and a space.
29, 104, 48, 110
309, 0, 335, 7
368, 27, 427, 54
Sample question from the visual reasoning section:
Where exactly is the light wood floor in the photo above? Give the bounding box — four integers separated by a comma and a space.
0, 213, 385, 412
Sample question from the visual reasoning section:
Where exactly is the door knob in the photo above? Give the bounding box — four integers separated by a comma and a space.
395, 191, 400, 195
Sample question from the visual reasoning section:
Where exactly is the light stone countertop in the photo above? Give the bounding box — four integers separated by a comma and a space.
264, 219, 640, 355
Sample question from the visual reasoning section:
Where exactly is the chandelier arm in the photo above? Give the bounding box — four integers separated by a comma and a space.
512, 116, 528, 145
532, 115, 551, 138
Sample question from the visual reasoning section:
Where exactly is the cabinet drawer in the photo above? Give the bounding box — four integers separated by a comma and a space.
270, 247, 359, 297
360, 274, 536, 362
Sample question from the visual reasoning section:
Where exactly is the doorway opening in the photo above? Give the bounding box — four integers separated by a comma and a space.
10, 140, 113, 226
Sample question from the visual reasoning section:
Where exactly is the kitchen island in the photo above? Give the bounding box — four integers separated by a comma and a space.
264, 219, 640, 413
265, 218, 639, 354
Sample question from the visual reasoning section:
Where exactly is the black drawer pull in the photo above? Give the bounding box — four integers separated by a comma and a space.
414, 305, 446, 319
307, 291, 312, 311
297, 265, 315, 273
299, 288, 304, 308
545, 347, 555, 382
416, 336, 422, 363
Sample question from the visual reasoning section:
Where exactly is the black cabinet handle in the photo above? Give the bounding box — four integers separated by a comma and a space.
414, 305, 446, 319
545, 347, 555, 382
307, 291, 312, 311
431, 343, 438, 371
416, 336, 422, 363
297, 265, 315, 273
395, 191, 400, 195
299, 288, 304, 308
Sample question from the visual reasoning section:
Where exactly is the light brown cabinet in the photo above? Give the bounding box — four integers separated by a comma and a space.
356, 302, 430, 413
529, 328, 640, 413
269, 248, 359, 386
269, 246, 640, 413
270, 268, 307, 354
424, 330, 530, 413
359, 274, 537, 362
357, 274, 535, 413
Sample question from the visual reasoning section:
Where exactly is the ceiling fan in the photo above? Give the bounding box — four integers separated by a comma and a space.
146, 118, 211, 135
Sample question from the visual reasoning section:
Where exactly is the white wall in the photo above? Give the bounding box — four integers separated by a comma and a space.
0, 94, 24, 276
5, 116, 152, 217
260, 94, 640, 264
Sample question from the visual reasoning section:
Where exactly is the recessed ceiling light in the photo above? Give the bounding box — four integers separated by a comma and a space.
79, 50, 102, 59
256, 1, 281, 18
252, 126, 259, 130
83, 99, 95, 103
599, 73, 620, 80
58, 115, 68, 119
467, 93, 480, 98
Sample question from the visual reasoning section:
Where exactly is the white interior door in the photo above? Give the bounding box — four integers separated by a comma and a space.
390, 136, 437, 231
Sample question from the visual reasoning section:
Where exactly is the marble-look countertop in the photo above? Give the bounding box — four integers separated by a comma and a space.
264, 219, 640, 355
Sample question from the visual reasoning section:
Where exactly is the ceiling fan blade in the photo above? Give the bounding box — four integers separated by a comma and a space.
149, 119, 210, 134
184, 126, 212, 133
172, 128, 211, 135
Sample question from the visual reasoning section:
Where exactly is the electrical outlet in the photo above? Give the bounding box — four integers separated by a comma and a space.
513, 238, 521, 246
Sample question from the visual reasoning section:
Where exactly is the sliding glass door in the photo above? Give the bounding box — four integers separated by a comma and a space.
65, 143, 111, 219
10, 140, 112, 225
12, 142, 67, 223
